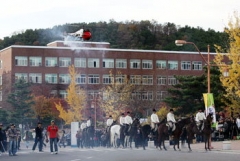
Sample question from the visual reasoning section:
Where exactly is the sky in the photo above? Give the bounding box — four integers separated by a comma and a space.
0, 0, 240, 39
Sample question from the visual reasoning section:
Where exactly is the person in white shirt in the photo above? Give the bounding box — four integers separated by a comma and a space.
195, 108, 206, 130
119, 113, 125, 126
236, 115, 240, 133
167, 109, 176, 136
80, 121, 86, 130
124, 112, 133, 134
86, 117, 92, 127
106, 115, 114, 133
151, 109, 159, 132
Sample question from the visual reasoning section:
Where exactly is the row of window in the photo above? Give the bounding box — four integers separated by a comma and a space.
12, 56, 203, 70
14, 73, 178, 85
57, 90, 168, 101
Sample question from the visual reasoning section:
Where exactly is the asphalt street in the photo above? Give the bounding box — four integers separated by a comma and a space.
0, 141, 239, 161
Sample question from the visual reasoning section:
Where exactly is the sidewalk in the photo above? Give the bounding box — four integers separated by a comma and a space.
187, 140, 240, 152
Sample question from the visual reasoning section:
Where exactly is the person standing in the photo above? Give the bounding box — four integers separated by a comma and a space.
0, 123, 4, 156
150, 109, 159, 132
47, 120, 59, 154
86, 117, 92, 128
236, 115, 240, 134
76, 131, 83, 148
167, 109, 176, 136
7, 124, 18, 156
32, 122, 43, 152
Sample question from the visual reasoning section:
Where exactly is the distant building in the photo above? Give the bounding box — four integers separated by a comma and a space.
0, 41, 215, 111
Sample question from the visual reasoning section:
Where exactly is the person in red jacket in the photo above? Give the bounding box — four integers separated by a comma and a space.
47, 120, 58, 154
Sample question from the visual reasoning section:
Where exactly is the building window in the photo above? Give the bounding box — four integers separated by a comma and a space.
15, 56, 28, 66
116, 59, 127, 68
142, 60, 153, 69
88, 58, 99, 68
115, 75, 125, 84
142, 91, 153, 100
59, 74, 70, 84
74, 58, 86, 68
15, 73, 28, 82
103, 75, 113, 84
0, 91, 2, 101
45, 57, 58, 67
168, 61, 178, 70
59, 57, 71, 67
130, 75, 141, 85
130, 59, 140, 69
45, 74, 57, 84
192, 61, 202, 70
156, 91, 168, 100
103, 59, 114, 68
0, 76, 2, 85
157, 76, 167, 85
168, 76, 177, 85
181, 61, 191, 70
131, 92, 141, 100
59, 90, 67, 99
88, 74, 99, 84
29, 73, 42, 83
142, 75, 153, 85
156, 60, 167, 69
29, 57, 42, 66
76, 74, 86, 84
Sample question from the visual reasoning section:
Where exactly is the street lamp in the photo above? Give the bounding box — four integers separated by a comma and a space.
175, 40, 211, 93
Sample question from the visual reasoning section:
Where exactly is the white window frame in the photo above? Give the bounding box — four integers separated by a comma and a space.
59, 74, 70, 84
15, 73, 28, 82
168, 61, 178, 70
130, 59, 141, 69
0, 91, 2, 101
142, 60, 153, 69
142, 75, 153, 85
88, 74, 100, 84
0, 60, 3, 69
181, 61, 191, 70
116, 59, 127, 68
131, 92, 142, 100
59, 90, 67, 99
29, 73, 42, 83
29, 57, 42, 67
156, 60, 167, 69
103, 75, 113, 84
88, 58, 99, 68
168, 76, 177, 85
157, 76, 167, 85
130, 75, 141, 85
156, 91, 168, 100
45, 57, 58, 67
115, 75, 125, 84
192, 61, 202, 70
142, 91, 153, 100
59, 57, 71, 67
76, 74, 86, 84
45, 74, 58, 84
74, 58, 86, 68
15, 56, 28, 66
103, 59, 114, 68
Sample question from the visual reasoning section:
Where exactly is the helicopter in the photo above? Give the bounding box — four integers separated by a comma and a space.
64, 28, 92, 41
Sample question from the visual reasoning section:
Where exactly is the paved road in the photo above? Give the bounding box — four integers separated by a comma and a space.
0, 140, 239, 161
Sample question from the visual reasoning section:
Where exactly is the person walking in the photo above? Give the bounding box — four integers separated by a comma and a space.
47, 120, 59, 154
7, 124, 18, 156
150, 109, 159, 132
32, 122, 43, 152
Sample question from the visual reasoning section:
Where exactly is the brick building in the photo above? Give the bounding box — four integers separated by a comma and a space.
0, 41, 215, 112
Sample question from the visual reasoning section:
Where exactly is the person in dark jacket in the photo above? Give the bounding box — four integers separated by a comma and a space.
0, 123, 5, 154
32, 122, 43, 152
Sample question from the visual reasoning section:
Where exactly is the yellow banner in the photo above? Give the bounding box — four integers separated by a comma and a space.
203, 93, 216, 124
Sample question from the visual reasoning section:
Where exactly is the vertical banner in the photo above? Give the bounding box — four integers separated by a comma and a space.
203, 93, 216, 125
71, 122, 79, 147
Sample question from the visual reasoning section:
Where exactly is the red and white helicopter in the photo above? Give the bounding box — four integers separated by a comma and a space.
64, 28, 92, 41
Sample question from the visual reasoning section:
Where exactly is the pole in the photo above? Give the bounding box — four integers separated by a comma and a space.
95, 98, 97, 129
207, 45, 210, 93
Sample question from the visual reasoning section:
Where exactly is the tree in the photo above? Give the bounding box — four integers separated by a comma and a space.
55, 65, 87, 124
214, 12, 240, 115
100, 71, 134, 119
7, 78, 35, 125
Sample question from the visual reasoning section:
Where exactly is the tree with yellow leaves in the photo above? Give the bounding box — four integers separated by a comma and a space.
100, 71, 134, 119
55, 65, 87, 124
214, 12, 240, 114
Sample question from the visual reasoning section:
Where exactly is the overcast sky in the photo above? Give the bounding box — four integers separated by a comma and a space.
0, 0, 239, 39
